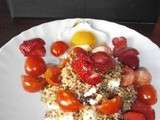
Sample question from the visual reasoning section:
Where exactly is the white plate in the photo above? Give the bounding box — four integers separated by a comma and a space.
0, 18, 159, 120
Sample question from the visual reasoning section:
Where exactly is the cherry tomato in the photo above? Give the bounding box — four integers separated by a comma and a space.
44, 66, 61, 85
96, 96, 122, 115
56, 90, 82, 112
25, 56, 46, 76
123, 112, 146, 120
137, 85, 157, 105
22, 75, 47, 93
51, 41, 69, 57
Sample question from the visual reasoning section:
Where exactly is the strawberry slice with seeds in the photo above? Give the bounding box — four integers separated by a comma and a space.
114, 47, 139, 58
84, 72, 102, 85
91, 52, 115, 73
72, 51, 102, 85
112, 37, 127, 49
19, 38, 46, 57
119, 54, 139, 70
72, 55, 94, 79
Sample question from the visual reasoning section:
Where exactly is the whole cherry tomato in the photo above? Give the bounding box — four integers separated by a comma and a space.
137, 84, 157, 105
22, 75, 47, 93
56, 90, 82, 112
44, 66, 61, 85
51, 41, 68, 57
96, 96, 122, 115
25, 56, 46, 76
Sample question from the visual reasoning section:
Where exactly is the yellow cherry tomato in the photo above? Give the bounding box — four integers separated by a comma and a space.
71, 31, 96, 46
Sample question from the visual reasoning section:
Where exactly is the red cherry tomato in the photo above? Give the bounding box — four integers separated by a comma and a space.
22, 75, 47, 93
25, 56, 46, 76
44, 66, 61, 85
123, 112, 146, 120
137, 85, 157, 105
132, 100, 155, 120
96, 96, 122, 115
56, 90, 82, 112
51, 41, 69, 57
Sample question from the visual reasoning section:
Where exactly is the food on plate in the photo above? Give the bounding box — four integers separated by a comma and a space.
19, 29, 157, 120
22, 75, 47, 92
19, 38, 46, 57
25, 56, 46, 76
51, 41, 69, 57
71, 31, 96, 46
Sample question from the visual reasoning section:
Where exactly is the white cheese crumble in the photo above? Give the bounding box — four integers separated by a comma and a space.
84, 87, 97, 97
107, 78, 120, 89
82, 107, 97, 120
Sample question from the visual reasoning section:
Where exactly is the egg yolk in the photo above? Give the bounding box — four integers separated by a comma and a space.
71, 31, 96, 46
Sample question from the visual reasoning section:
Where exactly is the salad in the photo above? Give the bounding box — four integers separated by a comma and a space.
19, 29, 157, 120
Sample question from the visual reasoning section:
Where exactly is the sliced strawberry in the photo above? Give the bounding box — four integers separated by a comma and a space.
19, 38, 46, 57
84, 72, 102, 85
91, 52, 115, 73
114, 47, 139, 58
112, 37, 127, 49
132, 100, 155, 120
29, 47, 46, 57
118, 54, 139, 70
123, 112, 146, 120
72, 57, 93, 74
72, 52, 102, 85
72, 47, 88, 58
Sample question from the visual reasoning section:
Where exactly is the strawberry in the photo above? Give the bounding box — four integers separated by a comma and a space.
123, 112, 146, 120
118, 54, 139, 70
132, 100, 155, 120
84, 72, 102, 85
91, 52, 115, 73
112, 37, 127, 49
72, 55, 94, 79
114, 47, 139, 58
72, 51, 102, 85
19, 38, 46, 57
72, 47, 88, 58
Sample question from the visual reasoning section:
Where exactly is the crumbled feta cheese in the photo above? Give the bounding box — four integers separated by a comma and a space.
82, 107, 97, 120
59, 112, 74, 120
108, 78, 120, 89
89, 99, 97, 105
46, 102, 60, 111
84, 87, 97, 97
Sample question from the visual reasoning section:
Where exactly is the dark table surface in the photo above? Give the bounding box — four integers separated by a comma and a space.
0, 0, 160, 47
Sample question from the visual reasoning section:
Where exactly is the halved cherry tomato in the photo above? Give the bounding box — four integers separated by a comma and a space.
51, 41, 69, 57
96, 96, 122, 115
137, 84, 157, 105
56, 90, 82, 112
22, 75, 47, 93
44, 66, 61, 85
132, 100, 155, 120
25, 56, 46, 76
123, 112, 146, 120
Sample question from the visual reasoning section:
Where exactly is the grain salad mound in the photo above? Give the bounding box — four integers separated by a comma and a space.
41, 60, 137, 120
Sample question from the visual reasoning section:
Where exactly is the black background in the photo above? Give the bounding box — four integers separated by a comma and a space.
7, 0, 159, 22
